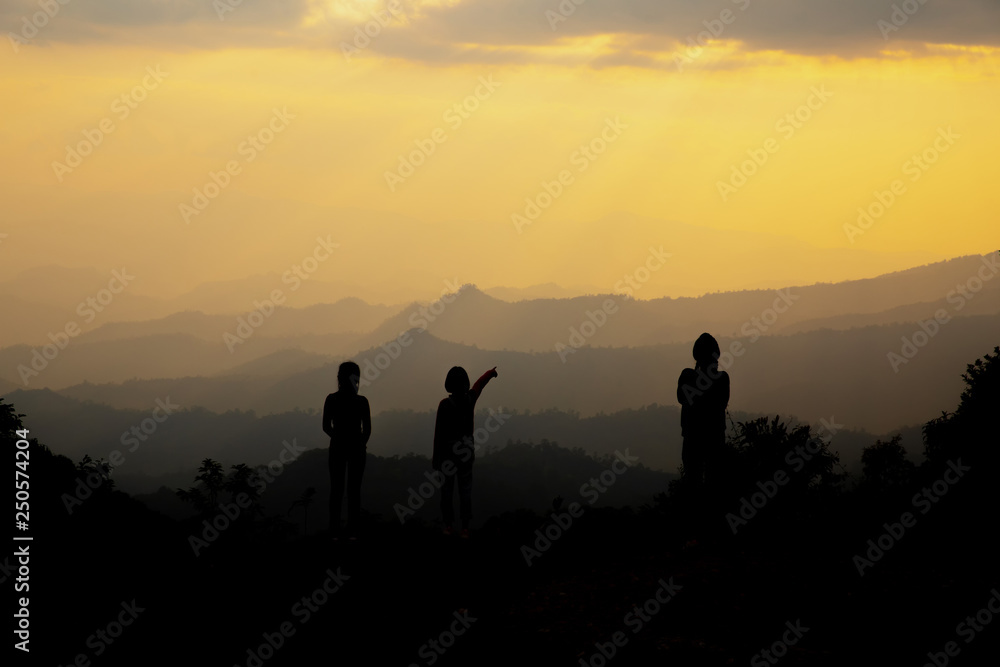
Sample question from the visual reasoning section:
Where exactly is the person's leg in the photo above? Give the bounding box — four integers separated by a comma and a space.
702, 431, 728, 527
681, 437, 706, 539
703, 432, 723, 491
346, 447, 367, 536
440, 472, 455, 529
457, 467, 473, 530
329, 447, 347, 536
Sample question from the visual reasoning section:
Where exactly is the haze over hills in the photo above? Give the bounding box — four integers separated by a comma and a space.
0, 299, 401, 385
79, 299, 403, 343
1, 251, 997, 487
0, 208, 946, 333
363, 253, 1000, 352
2, 253, 996, 390
483, 283, 602, 301
0, 267, 408, 347
775, 287, 1000, 334
28, 310, 998, 435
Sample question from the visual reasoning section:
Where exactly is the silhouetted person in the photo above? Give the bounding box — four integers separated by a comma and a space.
323, 361, 371, 540
433, 366, 498, 537
677, 333, 730, 489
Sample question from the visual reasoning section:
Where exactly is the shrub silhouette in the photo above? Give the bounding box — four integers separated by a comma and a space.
288, 486, 316, 534
176, 458, 269, 513
859, 435, 915, 495
922, 345, 999, 469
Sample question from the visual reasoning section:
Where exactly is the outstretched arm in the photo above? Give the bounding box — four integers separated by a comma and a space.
470, 367, 498, 403
360, 396, 372, 447
322, 394, 335, 439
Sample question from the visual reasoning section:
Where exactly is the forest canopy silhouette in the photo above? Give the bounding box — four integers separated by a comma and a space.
7, 345, 998, 665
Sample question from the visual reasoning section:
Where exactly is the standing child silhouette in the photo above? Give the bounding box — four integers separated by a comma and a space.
322, 361, 371, 540
677, 333, 730, 490
433, 366, 498, 538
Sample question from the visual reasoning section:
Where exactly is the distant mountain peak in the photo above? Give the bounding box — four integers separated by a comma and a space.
454, 283, 487, 297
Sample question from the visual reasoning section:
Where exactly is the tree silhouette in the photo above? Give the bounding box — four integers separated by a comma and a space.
923, 345, 999, 468
727, 415, 845, 497
859, 435, 914, 494
288, 487, 316, 534
76, 454, 115, 489
228, 463, 265, 517
1, 398, 26, 441
177, 458, 224, 514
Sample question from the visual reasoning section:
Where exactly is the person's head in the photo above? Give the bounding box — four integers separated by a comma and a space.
692, 333, 721, 369
444, 366, 470, 395
337, 361, 361, 394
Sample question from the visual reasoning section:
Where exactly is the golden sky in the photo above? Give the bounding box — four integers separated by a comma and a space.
1, 0, 998, 301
